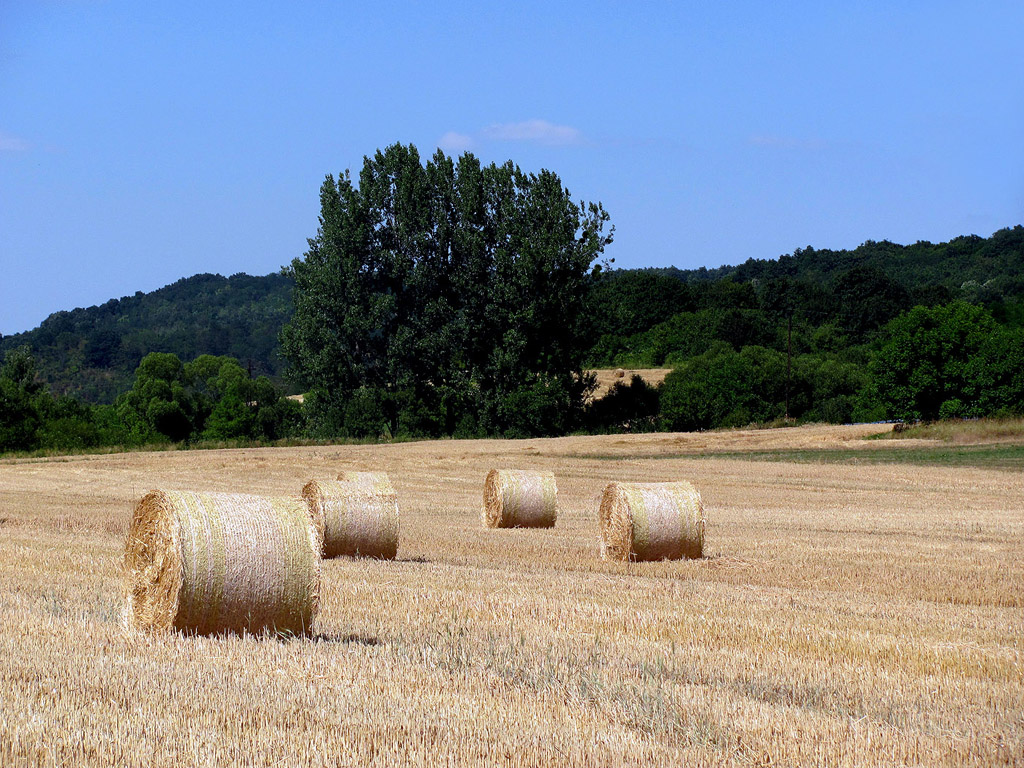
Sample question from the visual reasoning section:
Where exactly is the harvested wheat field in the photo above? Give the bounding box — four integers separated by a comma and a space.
1, 423, 1022, 766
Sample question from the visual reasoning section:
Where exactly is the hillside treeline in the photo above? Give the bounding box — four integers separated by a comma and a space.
1, 142, 1023, 452
586, 233, 1024, 430
0, 347, 302, 453
4, 291, 1022, 454
2, 200, 1022, 412
0, 273, 293, 403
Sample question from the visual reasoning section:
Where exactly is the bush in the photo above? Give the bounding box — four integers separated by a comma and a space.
586, 375, 661, 432
660, 344, 787, 431
484, 376, 583, 438
873, 301, 998, 421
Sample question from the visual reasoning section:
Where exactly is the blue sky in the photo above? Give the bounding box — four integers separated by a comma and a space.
1, 1, 1022, 335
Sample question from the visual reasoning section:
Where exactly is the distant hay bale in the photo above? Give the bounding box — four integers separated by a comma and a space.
614, 367, 626, 378
482, 469, 557, 528
302, 475, 399, 559
124, 490, 320, 636
599, 481, 704, 561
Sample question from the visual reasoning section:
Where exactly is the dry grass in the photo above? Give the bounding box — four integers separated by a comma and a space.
884, 416, 1024, 444
0, 423, 1021, 766
589, 367, 672, 399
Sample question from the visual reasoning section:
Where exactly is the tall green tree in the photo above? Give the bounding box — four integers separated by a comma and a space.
282, 143, 612, 438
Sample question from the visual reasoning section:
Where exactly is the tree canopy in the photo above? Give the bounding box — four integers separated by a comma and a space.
872, 302, 1024, 421
281, 143, 613, 438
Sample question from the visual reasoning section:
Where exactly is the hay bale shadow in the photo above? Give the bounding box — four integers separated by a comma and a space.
310, 632, 381, 646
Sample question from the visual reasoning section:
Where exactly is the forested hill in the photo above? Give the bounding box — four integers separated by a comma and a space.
3, 226, 1022, 404
0, 272, 293, 403
589, 225, 1024, 371
658, 226, 1024, 294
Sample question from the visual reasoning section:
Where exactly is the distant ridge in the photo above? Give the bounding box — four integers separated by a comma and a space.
649, 226, 1024, 290
0, 272, 294, 403
2, 226, 1021, 403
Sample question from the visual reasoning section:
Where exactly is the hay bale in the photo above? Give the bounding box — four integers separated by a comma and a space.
124, 490, 320, 635
302, 475, 399, 559
599, 481, 704, 561
482, 469, 557, 528
614, 367, 626, 378
337, 470, 394, 490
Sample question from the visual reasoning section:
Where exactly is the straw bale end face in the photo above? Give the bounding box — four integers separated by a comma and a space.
124, 490, 320, 636
482, 469, 558, 528
599, 481, 704, 562
123, 490, 184, 633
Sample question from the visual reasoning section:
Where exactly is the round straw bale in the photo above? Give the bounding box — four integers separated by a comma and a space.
482, 469, 557, 528
124, 490, 320, 636
302, 476, 399, 559
599, 481, 704, 561
337, 470, 395, 492
614, 367, 626, 378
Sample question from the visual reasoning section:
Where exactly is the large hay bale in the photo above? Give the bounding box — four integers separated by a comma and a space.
302, 475, 399, 559
124, 490, 320, 636
482, 469, 558, 528
599, 481, 704, 561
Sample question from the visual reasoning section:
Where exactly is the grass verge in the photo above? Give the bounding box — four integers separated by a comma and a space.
569, 443, 1024, 471
877, 416, 1024, 443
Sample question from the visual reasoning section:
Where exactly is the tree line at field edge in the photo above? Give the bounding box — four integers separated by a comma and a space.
1, 142, 1023, 453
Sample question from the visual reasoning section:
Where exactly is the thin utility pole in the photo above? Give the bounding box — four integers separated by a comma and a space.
785, 312, 792, 420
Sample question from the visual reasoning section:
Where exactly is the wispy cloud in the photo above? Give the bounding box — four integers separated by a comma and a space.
438, 131, 475, 153
438, 119, 584, 152
749, 134, 828, 151
482, 119, 582, 145
0, 131, 30, 152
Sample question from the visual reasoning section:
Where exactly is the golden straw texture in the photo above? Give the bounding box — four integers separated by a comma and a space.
123, 490, 320, 635
302, 476, 400, 559
482, 469, 558, 528
599, 481, 704, 561
337, 471, 395, 493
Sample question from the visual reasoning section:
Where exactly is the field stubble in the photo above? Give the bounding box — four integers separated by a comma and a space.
0, 424, 1021, 766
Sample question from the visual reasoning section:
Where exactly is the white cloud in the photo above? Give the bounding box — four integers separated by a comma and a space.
438, 119, 585, 154
0, 131, 30, 152
438, 131, 475, 153
482, 119, 582, 145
